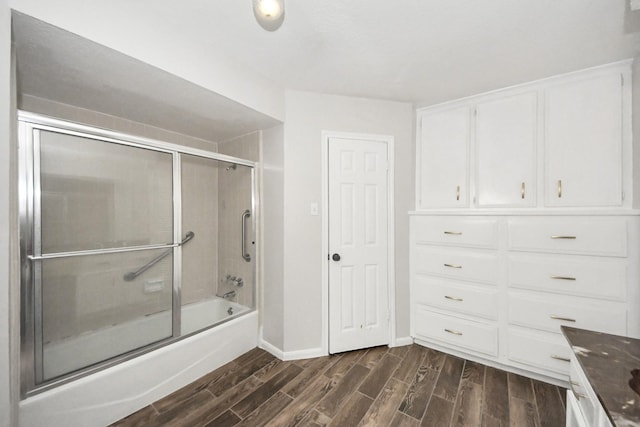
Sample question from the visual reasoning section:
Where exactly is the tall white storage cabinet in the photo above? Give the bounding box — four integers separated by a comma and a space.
410, 60, 639, 385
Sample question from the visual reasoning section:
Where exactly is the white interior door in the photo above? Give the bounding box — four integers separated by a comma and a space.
328, 137, 390, 354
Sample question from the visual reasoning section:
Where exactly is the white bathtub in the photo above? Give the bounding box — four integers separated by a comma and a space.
20, 298, 257, 427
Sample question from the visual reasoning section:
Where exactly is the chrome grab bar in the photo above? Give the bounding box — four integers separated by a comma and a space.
242, 210, 251, 262
123, 231, 194, 281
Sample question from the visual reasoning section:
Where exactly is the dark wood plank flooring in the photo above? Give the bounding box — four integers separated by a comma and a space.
111, 344, 566, 427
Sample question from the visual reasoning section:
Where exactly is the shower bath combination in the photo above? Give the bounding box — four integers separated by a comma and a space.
17, 112, 257, 397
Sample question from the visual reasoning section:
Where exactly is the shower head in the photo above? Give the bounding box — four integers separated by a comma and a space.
225, 164, 237, 171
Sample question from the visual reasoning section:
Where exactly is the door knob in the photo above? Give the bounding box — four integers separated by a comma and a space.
332, 253, 341, 262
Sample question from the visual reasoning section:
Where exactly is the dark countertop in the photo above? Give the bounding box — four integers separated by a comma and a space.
562, 326, 640, 426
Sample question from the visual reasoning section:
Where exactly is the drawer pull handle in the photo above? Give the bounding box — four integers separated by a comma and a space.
550, 315, 576, 322
550, 235, 576, 239
551, 354, 570, 362
444, 263, 462, 269
550, 276, 576, 281
569, 384, 587, 400
456, 185, 460, 201
557, 180, 562, 198
444, 295, 463, 302
521, 182, 525, 199
444, 328, 463, 336
444, 231, 462, 235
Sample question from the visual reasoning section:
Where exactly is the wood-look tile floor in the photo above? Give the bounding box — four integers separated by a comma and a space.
111, 344, 567, 427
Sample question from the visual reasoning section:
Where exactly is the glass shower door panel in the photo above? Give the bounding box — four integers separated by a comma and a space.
38, 130, 173, 253
40, 249, 173, 381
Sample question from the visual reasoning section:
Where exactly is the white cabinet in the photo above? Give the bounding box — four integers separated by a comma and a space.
566, 355, 613, 427
545, 72, 624, 207
417, 106, 470, 208
410, 213, 640, 384
476, 92, 537, 207
415, 60, 630, 210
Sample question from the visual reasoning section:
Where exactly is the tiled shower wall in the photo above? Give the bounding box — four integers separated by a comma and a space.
217, 132, 259, 309
180, 154, 219, 306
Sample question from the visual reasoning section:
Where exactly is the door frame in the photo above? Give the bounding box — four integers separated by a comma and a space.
321, 131, 396, 355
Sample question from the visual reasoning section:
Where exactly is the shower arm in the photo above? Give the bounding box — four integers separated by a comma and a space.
123, 231, 195, 282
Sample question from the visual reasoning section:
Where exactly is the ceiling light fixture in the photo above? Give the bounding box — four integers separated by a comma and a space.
252, 0, 285, 31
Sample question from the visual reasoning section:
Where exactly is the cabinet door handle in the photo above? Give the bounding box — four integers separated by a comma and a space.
557, 180, 562, 198
550, 315, 576, 322
550, 354, 570, 362
444, 328, 463, 336
569, 383, 587, 400
521, 182, 525, 199
550, 275, 576, 281
444, 231, 462, 235
456, 185, 460, 201
550, 235, 576, 240
444, 263, 462, 269
444, 295, 463, 302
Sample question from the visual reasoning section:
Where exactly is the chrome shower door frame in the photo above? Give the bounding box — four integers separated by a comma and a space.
18, 112, 257, 397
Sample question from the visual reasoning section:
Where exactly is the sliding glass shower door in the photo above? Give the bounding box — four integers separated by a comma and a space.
25, 128, 176, 384
20, 113, 257, 396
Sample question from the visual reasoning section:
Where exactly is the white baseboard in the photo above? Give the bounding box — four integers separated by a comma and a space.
280, 347, 326, 361
258, 338, 285, 360
258, 338, 326, 361
392, 336, 413, 347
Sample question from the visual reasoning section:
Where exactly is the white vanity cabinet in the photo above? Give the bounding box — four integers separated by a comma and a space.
545, 72, 624, 208
566, 356, 613, 427
475, 92, 537, 207
417, 106, 470, 209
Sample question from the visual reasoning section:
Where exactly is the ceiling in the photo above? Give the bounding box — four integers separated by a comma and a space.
91, 0, 640, 106
12, 12, 281, 142
11, 0, 640, 140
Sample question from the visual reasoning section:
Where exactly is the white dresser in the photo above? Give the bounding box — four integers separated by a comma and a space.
410, 213, 640, 383
410, 60, 640, 385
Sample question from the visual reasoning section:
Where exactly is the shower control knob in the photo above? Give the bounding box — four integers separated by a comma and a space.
332, 253, 341, 262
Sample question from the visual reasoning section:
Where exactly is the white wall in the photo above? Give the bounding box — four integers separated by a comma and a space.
261, 125, 285, 350
8, 1, 285, 122
1, 1, 18, 425
633, 57, 640, 209
282, 90, 413, 353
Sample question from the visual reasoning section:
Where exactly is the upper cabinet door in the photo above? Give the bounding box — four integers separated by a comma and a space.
476, 92, 537, 207
545, 73, 623, 207
418, 106, 470, 209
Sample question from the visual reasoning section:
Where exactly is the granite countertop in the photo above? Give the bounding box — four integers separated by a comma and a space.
562, 326, 640, 426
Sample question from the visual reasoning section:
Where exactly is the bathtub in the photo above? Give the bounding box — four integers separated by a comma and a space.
20, 298, 257, 427
42, 297, 251, 380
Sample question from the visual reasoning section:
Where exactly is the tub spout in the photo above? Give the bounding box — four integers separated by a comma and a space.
218, 290, 236, 300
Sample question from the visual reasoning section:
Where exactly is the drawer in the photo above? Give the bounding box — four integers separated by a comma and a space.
411, 216, 498, 249
507, 328, 571, 375
508, 254, 627, 301
569, 356, 597, 425
412, 246, 499, 285
413, 307, 498, 356
508, 217, 627, 257
508, 292, 627, 335
412, 276, 498, 320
